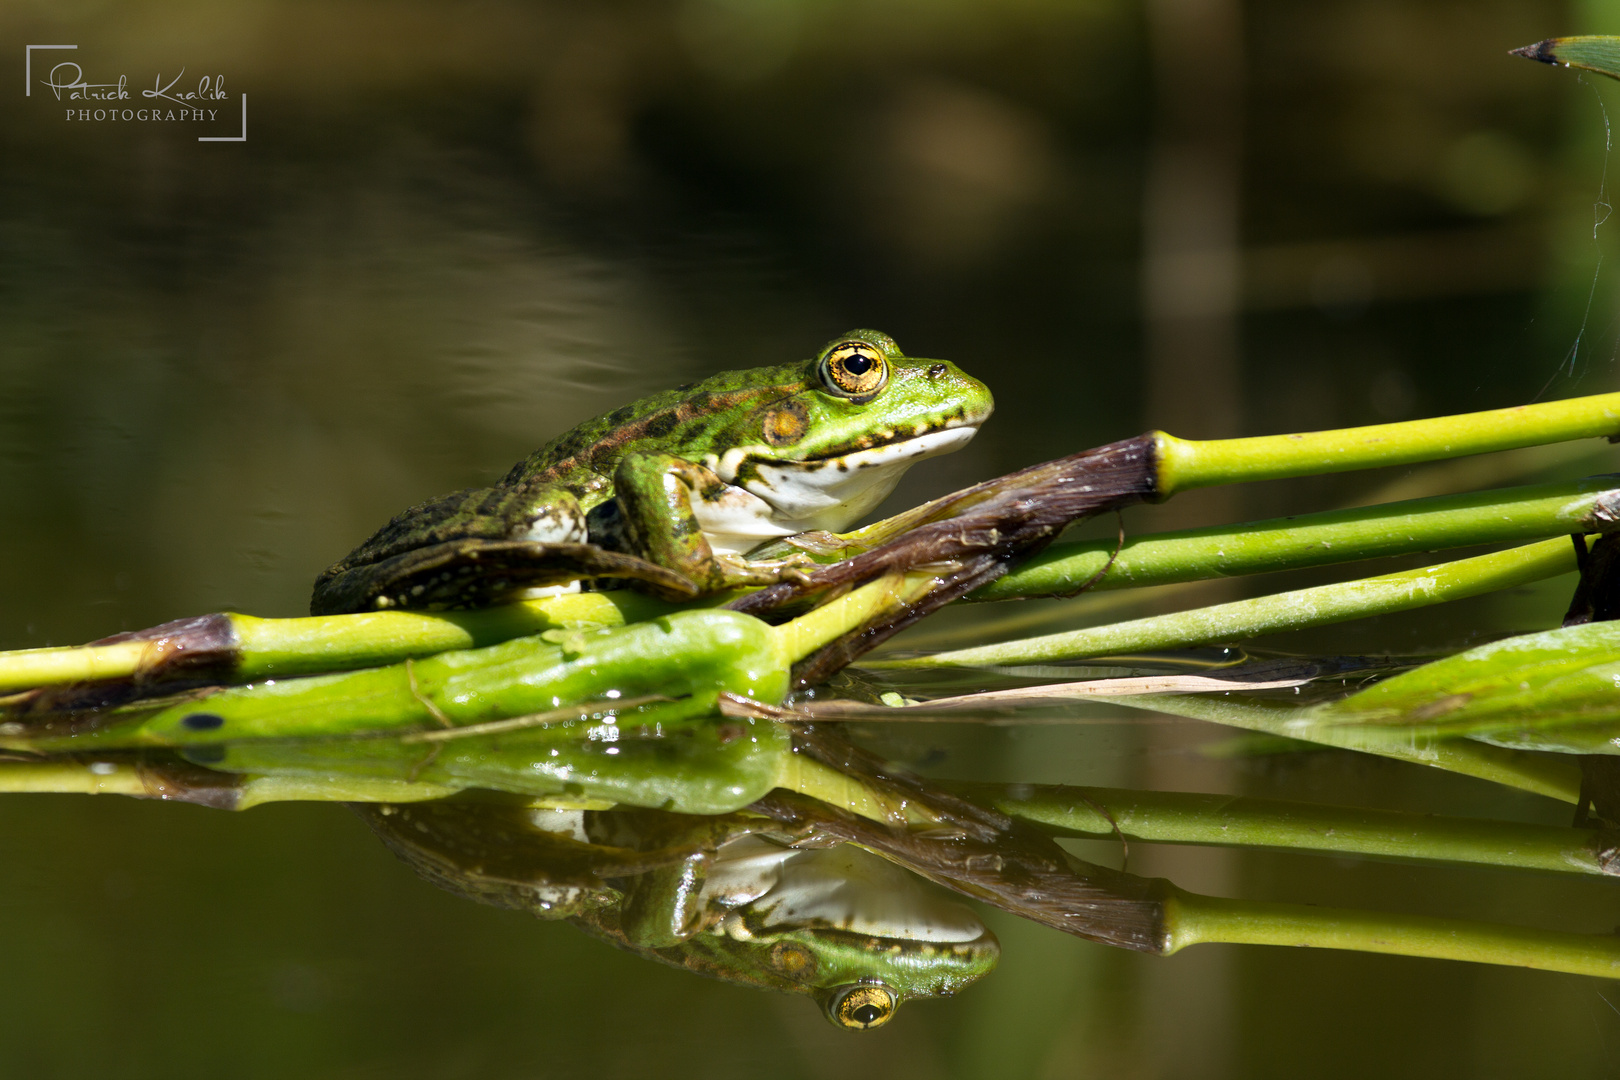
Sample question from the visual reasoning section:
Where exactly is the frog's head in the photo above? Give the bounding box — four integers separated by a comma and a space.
694, 329, 994, 544
358, 799, 997, 1032
636, 839, 1000, 1030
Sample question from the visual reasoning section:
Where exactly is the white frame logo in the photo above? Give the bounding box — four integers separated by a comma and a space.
25, 44, 246, 143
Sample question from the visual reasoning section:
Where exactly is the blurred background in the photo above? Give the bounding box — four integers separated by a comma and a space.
4, 1, 1620, 1076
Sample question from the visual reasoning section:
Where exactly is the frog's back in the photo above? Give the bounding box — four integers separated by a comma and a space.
504, 361, 810, 493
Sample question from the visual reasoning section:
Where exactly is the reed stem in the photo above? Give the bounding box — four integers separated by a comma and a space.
881, 538, 1576, 669
1164, 887, 1620, 978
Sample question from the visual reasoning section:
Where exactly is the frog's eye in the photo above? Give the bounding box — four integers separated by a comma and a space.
819, 341, 889, 402
821, 983, 899, 1031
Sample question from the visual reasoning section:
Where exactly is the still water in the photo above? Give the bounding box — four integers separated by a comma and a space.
2, 2, 1619, 1076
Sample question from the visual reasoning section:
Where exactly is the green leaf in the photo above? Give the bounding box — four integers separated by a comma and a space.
1309, 621, 1620, 754
1512, 36, 1620, 82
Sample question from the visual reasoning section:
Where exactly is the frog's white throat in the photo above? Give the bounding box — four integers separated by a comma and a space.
704, 836, 989, 944
695, 424, 979, 557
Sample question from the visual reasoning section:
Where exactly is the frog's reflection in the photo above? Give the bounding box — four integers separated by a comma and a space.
354, 800, 999, 1030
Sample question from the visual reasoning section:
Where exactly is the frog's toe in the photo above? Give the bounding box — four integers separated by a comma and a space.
779, 564, 816, 586
707, 553, 823, 591
763, 552, 819, 585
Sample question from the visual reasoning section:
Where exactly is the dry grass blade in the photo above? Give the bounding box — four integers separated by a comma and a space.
725, 658, 1398, 723
801, 662, 1339, 719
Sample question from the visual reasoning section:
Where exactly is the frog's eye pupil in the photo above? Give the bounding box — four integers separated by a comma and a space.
843, 354, 873, 375
852, 1004, 882, 1025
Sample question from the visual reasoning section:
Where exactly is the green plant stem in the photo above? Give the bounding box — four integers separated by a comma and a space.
0, 758, 466, 807
976, 476, 1618, 601
0, 734, 944, 826
1162, 887, 1620, 978
947, 781, 1617, 877
0, 564, 926, 698
1152, 392, 1620, 494
0, 591, 682, 694
1110, 693, 1585, 804
231, 592, 681, 677
881, 537, 1576, 669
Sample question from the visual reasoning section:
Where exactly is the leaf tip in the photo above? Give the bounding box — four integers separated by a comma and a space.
1510, 39, 1560, 65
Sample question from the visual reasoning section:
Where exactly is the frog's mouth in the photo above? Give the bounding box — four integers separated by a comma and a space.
707, 416, 982, 481
704, 837, 992, 947
696, 421, 983, 554
799, 413, 984, 462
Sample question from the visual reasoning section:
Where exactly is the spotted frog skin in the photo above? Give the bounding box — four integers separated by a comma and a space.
355, 800, 1000, 1031
311, 330, 993, 615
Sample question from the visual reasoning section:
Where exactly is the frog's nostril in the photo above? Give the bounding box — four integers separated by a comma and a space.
927, 364, 947, 378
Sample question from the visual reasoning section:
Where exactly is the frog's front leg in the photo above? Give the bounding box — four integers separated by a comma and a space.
606, 452, 813, 592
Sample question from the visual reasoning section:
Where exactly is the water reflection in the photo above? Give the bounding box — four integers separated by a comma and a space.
356, 800, 999, 1030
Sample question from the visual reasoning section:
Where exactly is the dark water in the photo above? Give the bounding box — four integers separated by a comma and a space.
2, 2, 1619, 1076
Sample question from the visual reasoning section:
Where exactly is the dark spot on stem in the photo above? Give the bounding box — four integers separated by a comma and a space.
182, 713, 226, 731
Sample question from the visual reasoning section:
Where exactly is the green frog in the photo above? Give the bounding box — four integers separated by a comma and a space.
354, 800, 1000, 1030
312, 330, 993, 615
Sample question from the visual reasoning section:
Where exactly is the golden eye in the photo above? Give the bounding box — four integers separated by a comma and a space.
820, 342, 889, 401
823, 983, 898, 1031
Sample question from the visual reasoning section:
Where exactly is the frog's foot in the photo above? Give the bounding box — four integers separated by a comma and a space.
779, 531, 856, 557
712, 552, 818, 589
310, 540, 700, 615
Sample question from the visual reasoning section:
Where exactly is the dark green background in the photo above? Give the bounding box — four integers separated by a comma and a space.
3, 2, 1619, 1076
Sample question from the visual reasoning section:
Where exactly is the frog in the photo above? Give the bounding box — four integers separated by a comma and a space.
311, 329, 994, 615
353, 799, 1000, 1030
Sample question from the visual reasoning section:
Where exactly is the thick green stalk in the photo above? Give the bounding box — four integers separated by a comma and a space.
0, 640, 152, 691
976, 476, 1618, 601
883, 538, 1576, 669
1163, 887, 1620, 978
0, 562, 913, 698
0, 591, 680, 694
949, 782, 1617, 877
232, 592, 679, 678
1153, 392, 1620, 494
774, 573, 937, 664
0, 571, 919, 699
